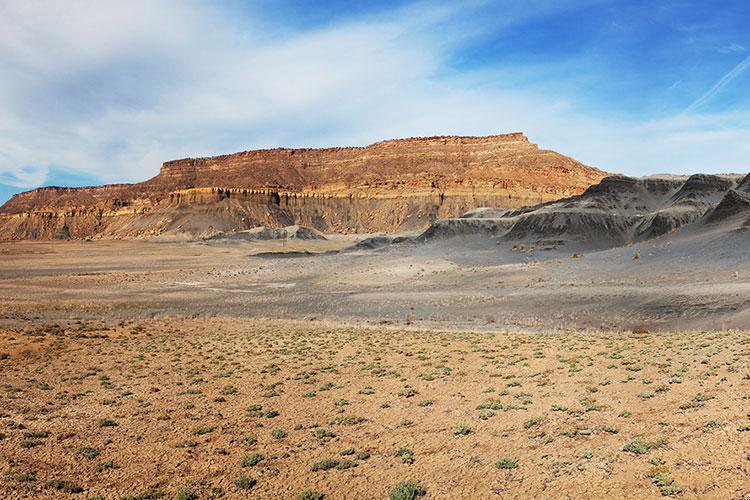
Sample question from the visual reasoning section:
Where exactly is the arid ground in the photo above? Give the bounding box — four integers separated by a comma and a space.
1, 240, 749, 499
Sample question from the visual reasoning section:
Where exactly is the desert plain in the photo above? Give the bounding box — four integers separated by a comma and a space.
0, 237, 749, 499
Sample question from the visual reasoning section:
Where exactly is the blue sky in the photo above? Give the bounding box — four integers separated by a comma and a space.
1, 0, 749, 204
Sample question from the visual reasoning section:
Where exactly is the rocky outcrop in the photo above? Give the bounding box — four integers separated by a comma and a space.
420, 173, 749, 249
704, 190, 750, 223
0, 133, 608, 240
204, 225, 326, 241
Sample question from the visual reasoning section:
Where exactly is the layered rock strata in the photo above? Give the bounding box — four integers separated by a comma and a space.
0, 133, 608, 239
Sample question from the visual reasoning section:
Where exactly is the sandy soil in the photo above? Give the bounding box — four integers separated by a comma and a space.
1, 318, 749, 499
1, 237, 749, 498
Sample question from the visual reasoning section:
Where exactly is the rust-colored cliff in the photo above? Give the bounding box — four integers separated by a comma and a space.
0, 133, 609, 239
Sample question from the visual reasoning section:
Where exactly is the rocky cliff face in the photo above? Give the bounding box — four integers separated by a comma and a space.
0, 133, 608, 239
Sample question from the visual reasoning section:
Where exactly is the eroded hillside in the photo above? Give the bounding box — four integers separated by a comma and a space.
0, 133, 607, 239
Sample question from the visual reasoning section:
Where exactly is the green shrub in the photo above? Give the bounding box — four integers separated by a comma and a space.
453, 423, 472, 435
47, 479, 84, 493
298, 491, 324, 500
389, 481, 426, 500
495, 457, 518, 469
241, 452, 264, 467
234, 476, 257, 490
395, 447, 414, 464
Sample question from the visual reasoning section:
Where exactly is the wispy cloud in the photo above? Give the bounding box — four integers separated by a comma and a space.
717, 43, 746, 54
0, 0, 748, 201
683, 53, 750, 114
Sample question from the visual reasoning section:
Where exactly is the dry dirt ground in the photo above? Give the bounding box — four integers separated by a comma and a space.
0, 233, 749, 333
0, 240, 749, 499
0, 319, 749, 499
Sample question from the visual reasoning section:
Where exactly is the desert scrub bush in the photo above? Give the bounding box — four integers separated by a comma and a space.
310, 458, 357, 471
47, 479, 84, 493
476, 401, 504, 410
23, 430, 49, 439
96, 460, 118, 472
263, 382, 283, 397
76, 447, 99, 459
175, 489, 198, 500
192, 425, 216, 435
11, 471, 36, 482
313, 429, 335, 439
234, 476, 257, 490
340, 447, 355, 456
389, 481, 426, 500
329, 415, 365, 425
398, 387, 419, 398
495, 457, 518, 469
310, 458, 338, 471
395, 447, 414, 464
479, 410, 495, 420
97, 418, 118, 427
622, 438, 665, 455
453, 423, 472, 435
359, 386, 375, 395
271, 428, 287, 439
523, 416, 544, 429
737, 424, 750, 432
703, 420, 722, 430
246, 404, 263, 416
298, 491, 324, 500
417, 399, 433, 407
241, 452, 264, 467
647, 470, 682, 496
220, 385, 238, 395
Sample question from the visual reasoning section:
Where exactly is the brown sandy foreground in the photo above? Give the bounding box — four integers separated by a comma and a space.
0, 240, 749, 499
1, 318, 749, 499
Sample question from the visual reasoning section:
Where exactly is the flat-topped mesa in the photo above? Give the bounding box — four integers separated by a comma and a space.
151, 132, 550, 191
0, 133, 609, 240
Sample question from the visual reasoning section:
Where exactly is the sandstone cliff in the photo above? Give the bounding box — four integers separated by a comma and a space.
0, 133, 608, 239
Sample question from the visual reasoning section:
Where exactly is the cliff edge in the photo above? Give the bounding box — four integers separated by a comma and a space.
0, 133, 609, 239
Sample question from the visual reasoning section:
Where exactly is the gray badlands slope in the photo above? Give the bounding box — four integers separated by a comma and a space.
418, 173, 750, 250
1, 173, 749, 333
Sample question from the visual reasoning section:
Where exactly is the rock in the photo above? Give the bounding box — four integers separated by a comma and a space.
0, 133, 608, 240
704, 190, 750, 223
416, 172, 750, 250
204, 225, 326, 241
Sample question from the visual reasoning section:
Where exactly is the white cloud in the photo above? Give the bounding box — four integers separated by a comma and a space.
717, 43, 746, 54
0, 0, 748, 195
683, 53, 750, 114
